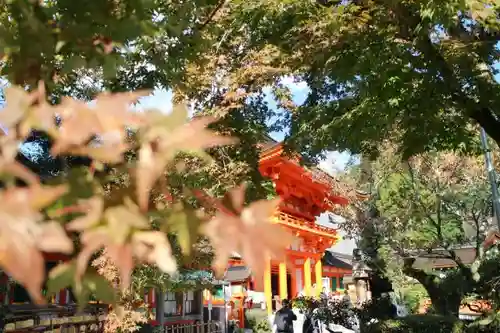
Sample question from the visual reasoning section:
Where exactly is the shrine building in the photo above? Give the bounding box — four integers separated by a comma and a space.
204, 139, 353, 316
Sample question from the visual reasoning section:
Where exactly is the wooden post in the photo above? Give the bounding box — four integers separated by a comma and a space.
264, 261, 273, 315
155, 290, 165, 327
303, 258, 312, 296
279, 262, 288, 300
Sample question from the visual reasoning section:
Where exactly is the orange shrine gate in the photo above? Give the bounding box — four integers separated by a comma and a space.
259, 142, 348, 313
204, 141, 350, 317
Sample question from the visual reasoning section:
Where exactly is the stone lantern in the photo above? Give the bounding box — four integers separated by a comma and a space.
352, 249, 372, 304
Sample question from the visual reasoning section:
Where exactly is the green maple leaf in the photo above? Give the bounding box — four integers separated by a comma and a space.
163, 203, 202, 257
47, 261, 117, 310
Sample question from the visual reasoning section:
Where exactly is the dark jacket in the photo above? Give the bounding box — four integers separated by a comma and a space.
274, 307, 297, 333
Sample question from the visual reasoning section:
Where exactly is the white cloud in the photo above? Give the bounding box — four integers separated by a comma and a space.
318, 151, 353, 175
329, 235, 356, 255
137, 88, 173, 114
316, 213, 355, 255
280, 76, 309, 93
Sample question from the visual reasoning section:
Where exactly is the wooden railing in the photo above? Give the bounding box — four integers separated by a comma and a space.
274, 211, 338, 237
2, 303, 108, 332
164, 322, 222, 333
144, 321, 222, 333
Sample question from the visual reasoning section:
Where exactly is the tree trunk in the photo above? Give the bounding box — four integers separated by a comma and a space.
426, 289, 461, 317
402, 259, 462, 317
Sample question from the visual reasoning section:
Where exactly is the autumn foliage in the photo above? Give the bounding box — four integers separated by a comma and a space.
0, 82, 294, 308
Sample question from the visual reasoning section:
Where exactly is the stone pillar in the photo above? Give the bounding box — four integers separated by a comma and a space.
355, 279, 368, 304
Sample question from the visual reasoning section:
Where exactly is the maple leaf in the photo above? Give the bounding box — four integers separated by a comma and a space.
136, 105, 238, 210
50, 90, 149, 162
73, 203, 143, 288
65, 197, 104, 231
73, 202, 176, 289
0, 237, 45, 303
36, 221, 74, 254
0, 125, 40, 185
202, 185, 294, 278
91, 91, 150, 130
131, 231, 177, 274
0, 185, 71, 303
19, 81, 59, 138
68, 142, 130, 164
161, 203, 203, 257
0, 86, 37, 130
0, 82, 59, 140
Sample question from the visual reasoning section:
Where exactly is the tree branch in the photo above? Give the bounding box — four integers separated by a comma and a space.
470, 108, 500, 146
197, 0, 227, 31
392, 3, 500, 147
402, 257, 439, 291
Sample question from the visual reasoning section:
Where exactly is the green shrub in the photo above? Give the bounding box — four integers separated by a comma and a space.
399, 285, 429, 314
254, 318, 272, 333
364, 315, 464, 333
465, 317, 500, 333
357, 296, 397, 322
292, 296, 320, 313
245, 308, 269, 329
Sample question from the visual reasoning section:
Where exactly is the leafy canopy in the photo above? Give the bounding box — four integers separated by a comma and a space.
184, 0, 500, 160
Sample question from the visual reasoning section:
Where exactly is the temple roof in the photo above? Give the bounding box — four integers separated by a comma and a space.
322, 251, 353, 270
258, 136, 348, 194
410, 247, 477, 269
224, 266, 252, 282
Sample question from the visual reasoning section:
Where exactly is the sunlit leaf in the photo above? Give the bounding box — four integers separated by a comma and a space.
36, 221, 73, 254
65, 197, 104, 231
0, 86, 34, 130
132, 231, 177, 274
163, 203, 202, 256
73, 268, 117, 310
136, 114, 237, 210
202, 184, 293, 277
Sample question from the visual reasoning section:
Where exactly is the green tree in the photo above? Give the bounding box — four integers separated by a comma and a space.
183, 0, 500, 160
3, 0, 499, 162
341, 145, 493, 317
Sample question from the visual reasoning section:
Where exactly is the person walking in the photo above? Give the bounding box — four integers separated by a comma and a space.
273, 299, 297, 333
342, 290, 351, 307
